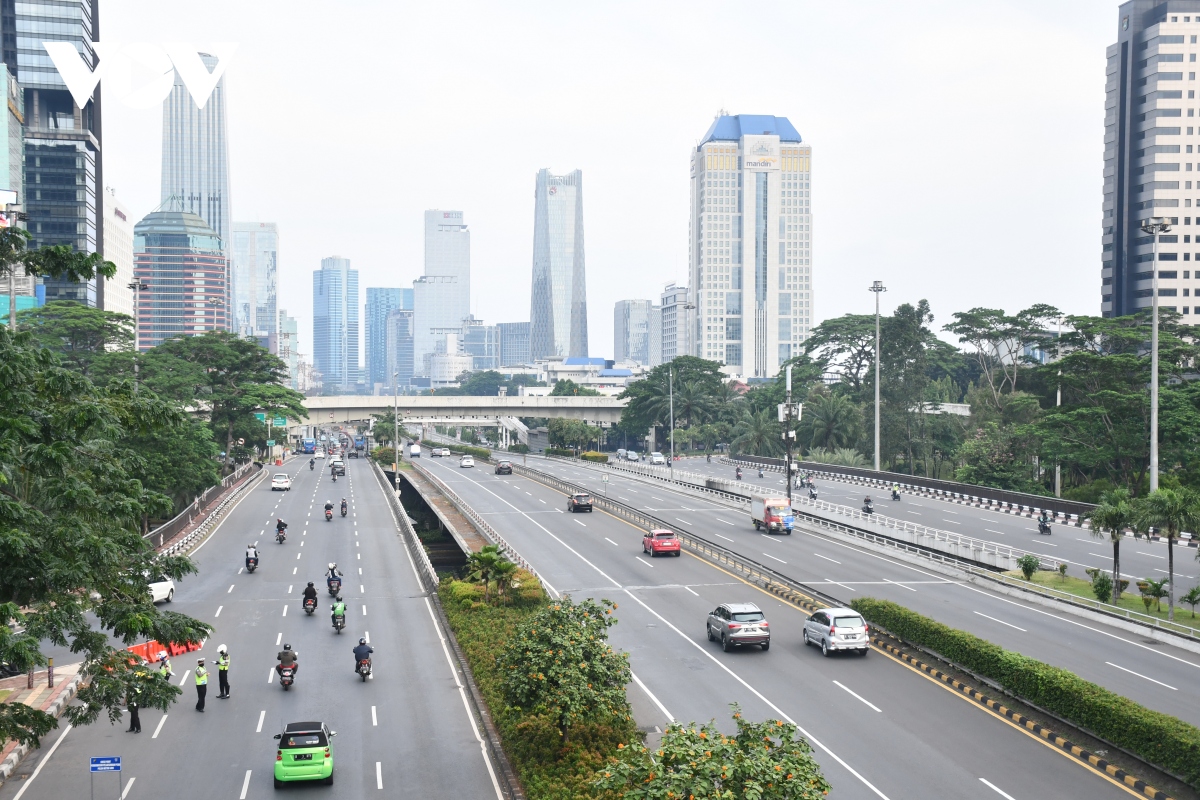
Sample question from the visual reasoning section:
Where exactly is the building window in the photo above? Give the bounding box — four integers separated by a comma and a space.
1161, 288, 1179, 296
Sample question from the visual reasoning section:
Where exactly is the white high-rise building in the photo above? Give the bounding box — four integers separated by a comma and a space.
530, 169, 588, 359
231, 222, 279, 349
689, 114, 812, 377
101, 190, 135, 321
413, 210, 470, 375
660, 282, 691, 364
614, 299, 653, 364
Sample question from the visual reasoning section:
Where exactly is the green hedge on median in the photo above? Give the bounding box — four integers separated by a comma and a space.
580, 451, 609, 463
421, 440, 491, 460
850, 597, 1200, 788
545, 448, 576, 458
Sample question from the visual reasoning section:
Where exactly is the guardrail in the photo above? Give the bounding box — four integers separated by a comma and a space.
157, 465, 266, 557
145, 461, 259, 549
370, 462, 438, 589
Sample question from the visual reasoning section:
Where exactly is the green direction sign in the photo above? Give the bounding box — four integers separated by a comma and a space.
254, 413, 266, 422
273, 417, 287, 427
266, 439, 276, 447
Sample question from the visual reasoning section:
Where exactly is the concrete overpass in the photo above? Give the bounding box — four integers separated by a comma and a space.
300, 395, 627, 426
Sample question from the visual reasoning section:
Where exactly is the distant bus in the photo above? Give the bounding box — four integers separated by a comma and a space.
301, 438, 317, 454
354, 435, 366, 451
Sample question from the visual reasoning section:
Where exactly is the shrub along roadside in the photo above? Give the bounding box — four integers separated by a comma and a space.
851, 597, 1200, 788
580, 451, 609, 463
545, 447, 577, 458
438, 578, 638, 799
422, 439, 491, 460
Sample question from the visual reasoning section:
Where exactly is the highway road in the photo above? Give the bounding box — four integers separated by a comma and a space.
0, 456, 500, 800
419, 450, 1149, 800
491, 452, 1200, 729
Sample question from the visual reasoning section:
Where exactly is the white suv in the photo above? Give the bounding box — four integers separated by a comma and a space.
271, 474, 292, 491
803, 607, 869, 657
649, 452, 666, 465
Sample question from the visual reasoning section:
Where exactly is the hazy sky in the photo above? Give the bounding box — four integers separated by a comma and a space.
102, 0, 1113, 361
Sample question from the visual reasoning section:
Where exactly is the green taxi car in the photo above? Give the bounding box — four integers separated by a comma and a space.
273, 721, 336, 787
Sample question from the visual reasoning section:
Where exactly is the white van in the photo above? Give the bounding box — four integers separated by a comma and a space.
409, 444, 422, 458
649, 452, 666, 465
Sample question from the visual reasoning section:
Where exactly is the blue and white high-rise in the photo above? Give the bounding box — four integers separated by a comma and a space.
530, 169, 588, 359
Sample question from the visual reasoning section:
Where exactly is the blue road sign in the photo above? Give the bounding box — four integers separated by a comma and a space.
90, 756, 121, 772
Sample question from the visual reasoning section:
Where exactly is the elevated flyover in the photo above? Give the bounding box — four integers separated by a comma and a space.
300, 394, 626, 426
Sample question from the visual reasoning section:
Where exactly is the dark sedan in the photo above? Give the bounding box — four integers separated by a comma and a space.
495, 460, 513, 475
567, 493, 593, 513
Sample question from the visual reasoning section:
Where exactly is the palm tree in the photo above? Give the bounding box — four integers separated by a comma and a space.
807, 393, 859, 450
492, 559, 519, 603
466, 545, 504, 602
1086, 488, 1134, 602
674, 380, 715, 428
730, 408, 783, 457
1134, 488, 1200, 621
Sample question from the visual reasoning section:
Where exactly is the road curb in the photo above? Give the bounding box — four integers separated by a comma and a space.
0, 670, 84, 781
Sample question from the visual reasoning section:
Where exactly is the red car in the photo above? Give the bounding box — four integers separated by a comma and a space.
643, 529, 681, 557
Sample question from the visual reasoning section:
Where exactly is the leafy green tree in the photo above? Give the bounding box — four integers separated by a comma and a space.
1086, 489, 1135, 601
127, 417, 221, 516
730, 407, 783, 457
804, 389, 860, 451
595, 704, 831, 800
943, 304, 1060, 413
0, 327, 211, 746
1134, 488, 1200, 620
1016, 554, 1040, 581
954, 421, 1042, 493
1091, 571, 1114, 604
551, 378, 602, 397
618, 357, 725, 434
16, 301, 135, 379
1, 228, 117, 328
802, 313, 877, 392
499, 596, 631, 741
1181, 585, 1200, 618
548, 418, 599, 450
465, 545, 506, 602
140, 331, 306, 463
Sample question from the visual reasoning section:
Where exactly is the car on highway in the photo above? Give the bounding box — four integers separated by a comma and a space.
460, 455, 475, 468
314, 449, 325, 458
649, 452, 666, 465
273, 721, 336, 787
495, 460, 513, 475
626, 450, 640, 461
642, 529, 681, 556
567, 492, 593, 512
271, 473, 292, 491
431, 447, 445, 457
409, 443, 422, 458
803, 607, 869, 657
148, 574, 175, 603
330, 457, 346, 476
707, 602, 770, 651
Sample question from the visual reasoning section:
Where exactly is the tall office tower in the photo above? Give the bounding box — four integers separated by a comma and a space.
277, 309, 301, 390
161, 52, 231, 317
530, 169, 588, 359
614, 299, 653, 364
312, 257, 360, 393
497, 321, 531, 366
384, 307, 414, 390
462, 315, 499, 370
0, 63, 35, 320
659, 282, 691, 364
231, 222, 278, 349
690, 114, 812, 377
413, 209, 470, 373
1102, 3, 1200, 318
15, 0, 103, 307
366, 287, 412, 390
133, 208, 228, 351
647, 305, 662, 367
101, 190, 134, 320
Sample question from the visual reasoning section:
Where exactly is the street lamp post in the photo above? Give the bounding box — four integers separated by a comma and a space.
668, 366, 675, 482
393, 372, 400, 496
868, 281, 887, 472
1141, 216, 1172, 492
128, 280, 149, 391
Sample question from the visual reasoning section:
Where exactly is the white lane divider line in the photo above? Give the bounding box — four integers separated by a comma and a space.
718, 519, 735, 525
574, 519, 587, 527
215, 606, 223, 617
833, 680, 881, 712
293, 567, 297, 574
358, 553, 361, 559
883, 578, 917, 592
282, 604, 288, 617
178, 669, 190, 687
825, 577, 855, 592
11, 723, 73, 800
762, 553, 787, 564
979, 778, 1016, 799
1106, 661, 1178, 690
238, 567, 243, 574
276, 632, 282, 646
986, 529, 1006, 535
267, 667, 274, 684
288, 585, 293, 594
256, 709, 266, 732
239, 770, 252, 799
121, 777, 136, 799
151, 715, 167, 739
371, 705, 378, 726
812, 553, 840, 564
631, 670, 675, 722
715, 533, 734, 542
296, 552, 302, 559
675, 518, 692, 525
376, 761, 383, 790
973, 611, 1026, 632
604, 537, 620, 546
635, 556, 655, 568
683, 585, 699, 597
227, 584, 234, 594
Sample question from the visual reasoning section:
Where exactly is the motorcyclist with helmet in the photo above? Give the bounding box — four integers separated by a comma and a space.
302, 581, 319, 611
353, 638, 374, 672
331, 596, 346, 629
341, 497, 348, 516
276, 643, 298, 677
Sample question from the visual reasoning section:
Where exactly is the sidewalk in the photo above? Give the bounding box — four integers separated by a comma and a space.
0, 663, 83, 779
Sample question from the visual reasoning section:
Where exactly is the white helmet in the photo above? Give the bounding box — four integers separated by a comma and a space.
217, 644, 227, 655
328, 562, 336, 570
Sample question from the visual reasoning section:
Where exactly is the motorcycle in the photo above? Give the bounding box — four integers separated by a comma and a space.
332, 614, 345, 634
341, 505, 347, 518
325, 508, 333, 522
809, 487, 818, 501
279, 666, 295, 691
245, 557, 259, 573
735, 468, 742, 480
276, 529, 287, 544
1038, 520, 1052, 536
357, 658, 372, 682
309, 462, 314, 471
303, 597, 317, 615
891, 489, 901, 502
327, 577, 341, 596
332, 473, 337, 483
758, 469, 764, 479
862, 500, 874, 515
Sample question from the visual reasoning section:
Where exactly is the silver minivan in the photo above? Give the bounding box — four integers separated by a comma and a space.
706, 602, 770, 651
803, 607, 869, 657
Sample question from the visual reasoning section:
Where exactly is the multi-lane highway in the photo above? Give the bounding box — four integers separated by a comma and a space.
490, 452, 1200, 730
1, 456, 500, 799
418, 449, 1157, 800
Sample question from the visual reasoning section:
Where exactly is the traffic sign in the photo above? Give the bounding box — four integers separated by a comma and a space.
90, 756, 121, 772
266, 439, 276, 447
273, 417, 287, 427
254, 412, 266, 422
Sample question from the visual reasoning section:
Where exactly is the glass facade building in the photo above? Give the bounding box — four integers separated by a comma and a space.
277, 308, 301, 390
312, 256, 359, 393
15, 0, 102, 307
133, 210, 228, 351
613, 299, 653, 364
231, 222, 277, 349
462, 315, 499, 371
384, 307, 414, 390
497, 321, 531, 366
161, 52, 231, 314
413, 209, 470, 375
530, 169, 588, 359
366, 287, 413, 390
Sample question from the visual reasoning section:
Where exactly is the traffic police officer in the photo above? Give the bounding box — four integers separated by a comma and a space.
195, 657, 208, 711
216, 644, 230, 698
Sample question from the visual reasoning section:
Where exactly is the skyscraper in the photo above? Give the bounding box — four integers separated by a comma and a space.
1103, 3, 1200, 318
277, 309, 301, 390
413, 210, 470, 374
102, 190, 135, 320
530, 169, 588, 359
614, 299, 653, 364
385, 308, 415, 390
462, 316, 500, 370
161, 52, 231, 316
366, 287, 413, 391
15, 0, 103, 307
497, 321, 531, 366
690, 114, 812, 377
133, 208, 228, 351
660, 282, 691, 364
312, 257, 359, 393
231, 222, 278, 349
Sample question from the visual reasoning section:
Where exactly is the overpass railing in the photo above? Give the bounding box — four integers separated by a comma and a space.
145, 461, 260, 550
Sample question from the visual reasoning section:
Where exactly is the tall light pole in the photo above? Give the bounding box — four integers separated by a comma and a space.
1054, 315, 1062, 498
868, 281, 887, 472
128, 280, 149, 391
393, 371, 400, 495
1142, 216, 1171, 492
783, 364, 796, 507
668, 366, 675, 481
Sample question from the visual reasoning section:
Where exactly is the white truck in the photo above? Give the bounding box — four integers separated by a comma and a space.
751, 496, 795, 535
